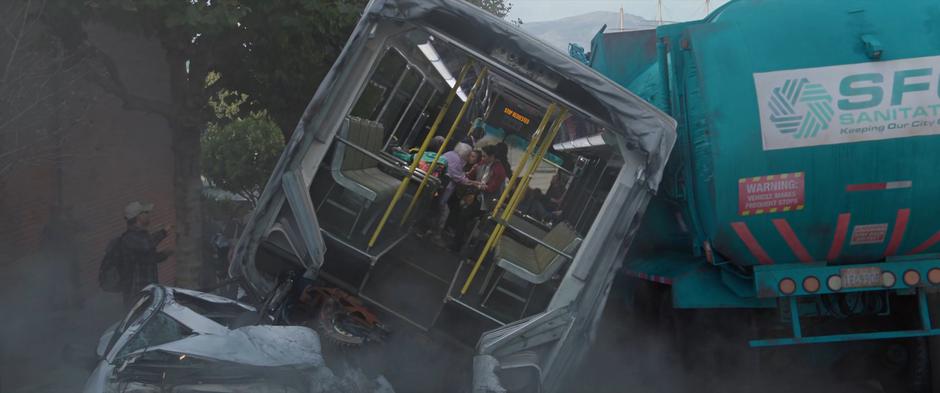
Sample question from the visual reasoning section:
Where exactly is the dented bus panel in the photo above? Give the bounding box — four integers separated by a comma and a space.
228, 0, 676, 392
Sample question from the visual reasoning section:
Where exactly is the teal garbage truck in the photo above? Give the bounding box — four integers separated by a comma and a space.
573, 0, 940, 389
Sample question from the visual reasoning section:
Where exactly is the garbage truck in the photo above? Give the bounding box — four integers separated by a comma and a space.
572, 0, 940, 391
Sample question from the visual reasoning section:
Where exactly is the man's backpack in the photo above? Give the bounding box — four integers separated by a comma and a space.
98, 234, 124, 292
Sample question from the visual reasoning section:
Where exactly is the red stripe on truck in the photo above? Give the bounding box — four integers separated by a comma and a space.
827, 213, 851, 261
846, 181, 912, 192
773, 219, 813, 263
909, 230, 940, 254
884, 208, 910, 256
846, 183, 886, 192
731, 222, 774, 265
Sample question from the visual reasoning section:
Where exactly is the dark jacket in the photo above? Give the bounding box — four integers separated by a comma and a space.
119, 227, 169, 295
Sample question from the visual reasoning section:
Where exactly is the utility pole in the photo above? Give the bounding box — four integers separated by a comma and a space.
619, 6, 624, 31
657, 0, 663, 25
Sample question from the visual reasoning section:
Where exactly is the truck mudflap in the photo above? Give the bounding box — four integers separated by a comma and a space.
750, 255, 940, 347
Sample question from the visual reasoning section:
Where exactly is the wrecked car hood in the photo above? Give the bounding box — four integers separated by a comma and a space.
133, 325, 324, 368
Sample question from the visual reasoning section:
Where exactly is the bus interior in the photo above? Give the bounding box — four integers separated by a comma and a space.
228, 1, 676, 391
297, 32, 616, 332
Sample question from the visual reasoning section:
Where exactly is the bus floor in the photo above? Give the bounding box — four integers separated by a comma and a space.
315, 233, 497, 392
316, 231, 559, 391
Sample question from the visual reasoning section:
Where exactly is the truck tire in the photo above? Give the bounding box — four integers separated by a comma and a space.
877, 338, 931, 393
928, 292, 940, 393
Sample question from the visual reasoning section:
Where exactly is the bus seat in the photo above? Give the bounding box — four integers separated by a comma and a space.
496, 222, 580, 284
482, 222, 581, 317
331, 116, 401, 203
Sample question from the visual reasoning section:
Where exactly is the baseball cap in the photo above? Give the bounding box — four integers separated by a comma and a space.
125, 201, 154, 220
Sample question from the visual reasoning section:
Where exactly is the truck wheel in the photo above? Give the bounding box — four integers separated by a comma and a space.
878, 338, 931, 393
657, 290, 687, 367
928, 292, 940, 393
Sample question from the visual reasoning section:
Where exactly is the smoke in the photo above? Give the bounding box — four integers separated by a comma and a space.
564, 282, 890, 393
0, 246, 125, 392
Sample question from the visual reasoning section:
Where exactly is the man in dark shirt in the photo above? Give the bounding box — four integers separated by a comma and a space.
118, 201, 172, 306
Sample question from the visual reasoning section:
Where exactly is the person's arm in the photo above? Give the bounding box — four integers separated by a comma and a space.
151, 228, 168, 244
447, 159, 472, 185
154, 250, 171, 264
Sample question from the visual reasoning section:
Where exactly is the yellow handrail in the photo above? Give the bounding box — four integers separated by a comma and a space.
367, 61, 473, 248
490, 103, 557, 219
460, 108, 569, 295
401, 68, 489, 223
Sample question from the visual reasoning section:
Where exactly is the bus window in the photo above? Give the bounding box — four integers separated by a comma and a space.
350, 49, 408, 120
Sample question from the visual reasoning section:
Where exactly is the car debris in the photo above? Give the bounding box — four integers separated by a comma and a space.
83, 284, 394, 393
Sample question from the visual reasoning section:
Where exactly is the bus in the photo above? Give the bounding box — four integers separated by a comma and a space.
227, 0, 676, 391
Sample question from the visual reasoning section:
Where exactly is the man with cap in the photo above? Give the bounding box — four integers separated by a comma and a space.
117, 201, 172, 306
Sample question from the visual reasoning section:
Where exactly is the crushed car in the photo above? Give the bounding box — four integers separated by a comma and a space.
83, 284, 394, 393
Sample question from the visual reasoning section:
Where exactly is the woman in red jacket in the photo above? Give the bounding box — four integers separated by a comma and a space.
449, 144, 511, 252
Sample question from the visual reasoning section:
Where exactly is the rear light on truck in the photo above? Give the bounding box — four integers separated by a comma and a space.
928, 268, 940, 285
881, 271, 896, 288
779, 278, 796, 295
903, 270, 921, 286
827, 275, 843, 292
802, 277, 820, 293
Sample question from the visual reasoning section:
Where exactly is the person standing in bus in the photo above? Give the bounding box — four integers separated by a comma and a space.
449, 144, 509, 251
425, 142, 475, 240
477, 143, 511, 210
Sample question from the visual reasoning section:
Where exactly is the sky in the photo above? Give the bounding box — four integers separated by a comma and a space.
509, 0, 731, 23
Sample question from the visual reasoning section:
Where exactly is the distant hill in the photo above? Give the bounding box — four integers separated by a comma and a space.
520, 11, 658, 51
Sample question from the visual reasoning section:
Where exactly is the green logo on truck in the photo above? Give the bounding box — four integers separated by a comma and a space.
768, 78, 834, 139
755, 55, 940, 151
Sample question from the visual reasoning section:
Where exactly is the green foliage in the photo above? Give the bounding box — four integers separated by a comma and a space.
464, 0, 514, 18
214, 0, 367, 132
201, 114, 284, 206
50, 0, 367, 133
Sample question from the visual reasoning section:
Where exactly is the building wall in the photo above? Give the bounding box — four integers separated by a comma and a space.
0, 24, 177, 299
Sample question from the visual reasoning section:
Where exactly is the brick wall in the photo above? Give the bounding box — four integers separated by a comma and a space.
0, 24, 177, 299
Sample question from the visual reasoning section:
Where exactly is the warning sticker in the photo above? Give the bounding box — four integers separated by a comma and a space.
738, 172, 805, 216
850, 223, 888, 245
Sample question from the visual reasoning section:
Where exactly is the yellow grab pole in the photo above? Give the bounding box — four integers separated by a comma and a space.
460, 108, 569, 295
368, 62, 473, 248
401, 68, 489, 223
490, 103, 557, 219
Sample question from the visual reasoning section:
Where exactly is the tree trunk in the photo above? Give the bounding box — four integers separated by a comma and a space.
164, 41, 210, 290
172, 124, 203, 289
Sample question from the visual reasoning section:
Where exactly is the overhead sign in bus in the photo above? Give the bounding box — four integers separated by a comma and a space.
503, 107, 531, 125
754, 55, 940, 150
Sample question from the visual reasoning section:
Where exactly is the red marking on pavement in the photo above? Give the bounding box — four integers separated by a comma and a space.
731, 222, 774, 265
827, 213, 851, 261
884, 208, 910, 256
773, 219, 813, 263
909, 230, 940, 255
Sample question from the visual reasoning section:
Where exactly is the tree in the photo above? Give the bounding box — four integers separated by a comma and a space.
44, 0, 366, 288
465, 0, 520, 23
1, 0, 92, 180
202, 85, 284, 206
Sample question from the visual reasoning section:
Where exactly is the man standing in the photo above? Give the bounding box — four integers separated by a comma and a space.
118, 201, 172, 306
